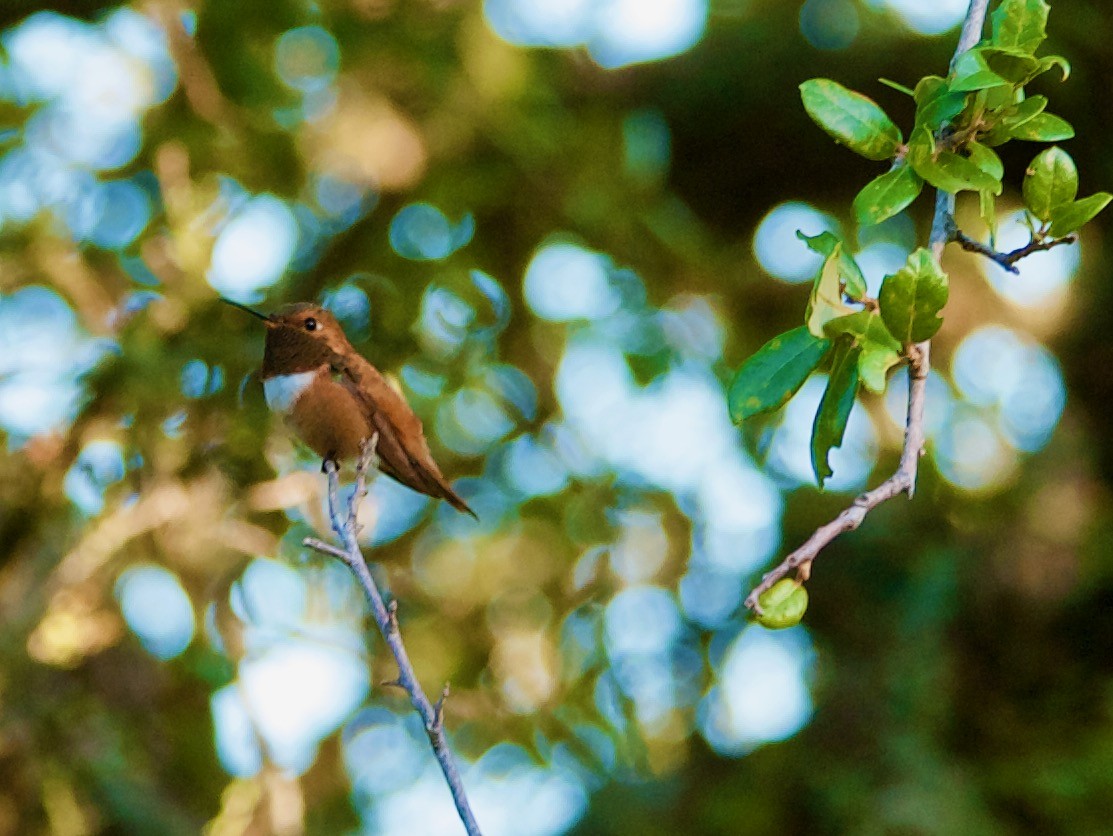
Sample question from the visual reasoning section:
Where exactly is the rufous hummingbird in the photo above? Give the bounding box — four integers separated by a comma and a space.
223, 299, 476, 517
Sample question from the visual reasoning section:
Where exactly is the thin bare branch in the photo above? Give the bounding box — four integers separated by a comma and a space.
302, 539, 349, 562
745, 0, 991, 615
302, 436, 483, 836
947, 216, 1078, 274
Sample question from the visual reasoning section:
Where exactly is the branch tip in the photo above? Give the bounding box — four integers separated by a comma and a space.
948, 214, 1077, 273
431, 683, 451, 732
302, 537, 349, 561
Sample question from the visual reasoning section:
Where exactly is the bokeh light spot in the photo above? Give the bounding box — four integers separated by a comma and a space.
417, 286, 475, 358
502, 432, 569, 498
231, 558, 308, 629
799, 0, 859, 50
855, 241, 910, 298
524, 243, 620, 321
484, 0, 706, 68
700, 627, 813, 755
64, 439, 125, 515
604, 586, 681, 657
952, 326, 1065, 453
589, 0, 708, 69
0, 286, 104, 443
345, 709, 427, 796
876, 0, 968, 35
275, 26, 340, 93
88, 178, 152, 249
935, 410, 1015, 491
237, 640, 369, 775
208, 195, 298, 301
679, 567, 742, 628
115, 564, 196, 660
211, 685, 262, 778
483, 0, 595, 49
389, 203, 474, 261
313, 171, 373, 228
753, 202, 839, 283
323, 283, 372, 340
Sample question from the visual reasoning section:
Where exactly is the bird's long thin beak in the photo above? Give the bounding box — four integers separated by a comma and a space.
220, 298, 273, 325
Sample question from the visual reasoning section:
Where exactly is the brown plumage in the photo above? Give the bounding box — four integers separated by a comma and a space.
227, 300, 475, 517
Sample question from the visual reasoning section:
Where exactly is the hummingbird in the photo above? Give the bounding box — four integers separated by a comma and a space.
223, 298, 476, 517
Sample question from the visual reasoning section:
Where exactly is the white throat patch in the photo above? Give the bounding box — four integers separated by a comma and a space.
263, 370, 317, 414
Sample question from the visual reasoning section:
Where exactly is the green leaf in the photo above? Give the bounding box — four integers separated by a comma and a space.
795, 230, 839, 258
907, 126, 997, 194
1023, 146, 1078, 222
859, 343, 902, 394
728, 327, 832, 422
909, 132, 1002, 195
1036, 54, 1071, 81
839, 261, 867, 303
879, 248, 949, 344
823, 310, 902, 394
799, 79, 903, 161
980, 94, 1047, 146
811, 338, 860, 487
967, 142, 1004, 181
937, 152, 1002, 194
950, 49, 1010, 92
797, 231, 868, 301
879, 78, 914, 96
1001, 94, 1048, 129
805, 242, 856, 336
980, 189, 998, 245
1048, 193, 1113, 237
913, 75, 966, 131
991, 0, 1050, 54
853, 164, 924, 227
1010, 112, 1075, 142
982, 85, 1021, 112
906, 125, 935, 169
824, 310, 901, 351
980, 47, 1041, 83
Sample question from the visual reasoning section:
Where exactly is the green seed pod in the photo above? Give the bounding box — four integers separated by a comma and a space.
754, 579, 808, 629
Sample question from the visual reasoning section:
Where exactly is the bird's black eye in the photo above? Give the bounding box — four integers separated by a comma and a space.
304, 317, 318, 331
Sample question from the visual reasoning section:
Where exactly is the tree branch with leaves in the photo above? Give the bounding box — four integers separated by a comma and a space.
731, 0, 1109, 627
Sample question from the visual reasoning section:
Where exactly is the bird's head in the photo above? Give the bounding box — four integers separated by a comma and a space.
221, 299, 354, 373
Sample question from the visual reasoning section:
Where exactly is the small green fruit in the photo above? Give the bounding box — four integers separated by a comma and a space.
754, 579, 808, 629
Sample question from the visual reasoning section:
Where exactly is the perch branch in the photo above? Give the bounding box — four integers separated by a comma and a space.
745, 0, 991, 614
946, 215, 1077, 274
303, 437, 483, 836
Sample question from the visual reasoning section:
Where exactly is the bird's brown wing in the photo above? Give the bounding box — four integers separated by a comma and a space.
333, 356, 476, 517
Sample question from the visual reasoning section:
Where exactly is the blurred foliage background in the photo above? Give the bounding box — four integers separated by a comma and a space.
2, 0, 1113, 833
